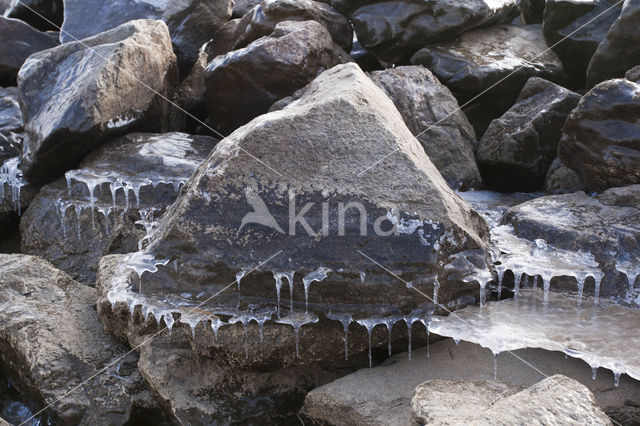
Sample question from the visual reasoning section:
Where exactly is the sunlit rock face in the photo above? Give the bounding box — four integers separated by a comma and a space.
97, 63, 492, 369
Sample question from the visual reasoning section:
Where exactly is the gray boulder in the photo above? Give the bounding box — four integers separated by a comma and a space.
369, 65, 481, 190
61, 0, 233, 73
558, 78, 640, 192
626, 65, 640, 82
0, 17, 59, 86
330, 0, 519, 64
204, 20, 351, 134
477, 77, 581, 192
18, 19, 179, 185
587, 0, 640, 88
5, 0, 63, 31
544, 157, 587, 194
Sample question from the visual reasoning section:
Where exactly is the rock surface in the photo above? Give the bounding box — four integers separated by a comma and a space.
587, 0, 640, 88
519, 0, 546, 24
369, 65, 481, 190
18, 19, 179, 185
20, 132, 217, 285
626, 65, 640, 82
477, 77, 581, 192
0, 254, 161, 425
204, 20, 351, 134
232, 0, 261, 18
331, 0, 519, 64
61, 0, 233, 73
558, 78, 640, 192
5, 0, 63, 31
0, 87, 23, 165
544, 157, 587, 194
0, 17, 59, 87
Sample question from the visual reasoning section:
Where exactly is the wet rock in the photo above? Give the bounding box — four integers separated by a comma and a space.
626, 65, 640, 83
0, 254, 162, 425
519, 0, 546, 24
369, 65, 481, 190
477, 77, 581, 192
210, 0, 353, 58
544, 157, 587, 194
18, 19, 179, 185
20, 132, 217, 285
232, 0, 261, 18
330, 0, 519, 65
204, 20, 351, 134
587, 0, 640, 88
558, 78, 640, 192
175, 43, 213, 134
542, 0, 621, 87
5, 0, 63, 32
97, 63, 491, 370
61, 0, 233, 73
350, 37, 382, 72
411, 25, 568, 136
0, 17, 59, 86
0, 87, 23, 165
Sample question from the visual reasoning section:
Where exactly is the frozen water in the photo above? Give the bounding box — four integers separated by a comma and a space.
302, 267, 331, 313
276, 312, 319, 358
0, 157, 26, 214
327, 312, 353, 360
273, 271, 294, 316
356, 317, 386, 367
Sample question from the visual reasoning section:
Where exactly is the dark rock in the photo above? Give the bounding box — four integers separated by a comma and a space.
210, 0, 353, 58
477, 77, 581, 192
545, 157, 587, 194
0, 17, 59, 87
61, 0, 233, 73
626, 65, 640, 83
18, 19, 179, 185
0, 254, 163, 425
20, 132, 217, 285
369, 65, 481, 190
519, 0, 546, 24
0, 0, 11, 13
175, 42, 214, 135
558, 78, 640, 192
0, 87, 23, 165
587, 0, 640, 88
350, 37, 382, 71
204, 20, 351, 134
232, 0, 261, 18
5, 0, 63, 32
330, 0, 519, 65
542, 0, 621, 88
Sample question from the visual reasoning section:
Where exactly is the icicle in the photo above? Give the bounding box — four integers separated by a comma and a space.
592, 366, 597, 380
493, 353, 498, 380
327, 312, 352, 360
514, 273, 522, 299
211, 318, 227, 342
433, 278, 440, 304
594, 275, 602, 305
578, 278, 586, 305
383, 317, 399, 356
360, 271, 366, 283
74, 204, 82, 239
302, 267, 331, 313
542, 277, 550, 305
283, 271, 295, 313
420, 318, 430, 358
236, 269, 247, 292
275, 313, 319, 358
614, 372, 621, 387
356, 319, 379, 368
163, 312, 175, 336
404, 315, 419, 360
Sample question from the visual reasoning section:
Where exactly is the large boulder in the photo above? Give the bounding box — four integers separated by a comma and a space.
558, 78, 640, 192
330, 0, 519, 65
0, 254, 163, 425
477, 77, 581, 192
587, 0, 640, 88
5, 0, 63, 31
0, 17, 59, 87
97, 63, 491, 371
542, 0, 621, 87
18, 19, 179, 185
204, 20, 351, 134
20, 132, 217, 285
369, 65, 481, 190
61, 0, 233, 73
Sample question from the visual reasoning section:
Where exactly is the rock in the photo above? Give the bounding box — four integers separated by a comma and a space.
542, 0, 621, 87
369, 65, 481, 190
544, 157, 587, 194
5, 0, 63, 31
204, 20, 351, 134
587, 0, 640, 88
411, 25, 569, 136
210, 0, 353, 58
0, 87, 23, 165
18, 19, 179, 185
626, 65, 640, 82
558, 78, 640, 192
232, 0, 261, 18
0, 0, 11, 13
97, 63, 491, 371
20, 132, 217, 285
477, 77, 581, 192
0, 17, 59, 86
301, 338, 640, 425
519, 0, 546, 24
350, 37, 382, 71
0, 254, 164, 424
175, 43, 213, 134
61, 0, 233, 73
330, 0, 519, 65
412, 375, 612, 425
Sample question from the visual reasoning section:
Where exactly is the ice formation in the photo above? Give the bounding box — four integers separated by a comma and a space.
275, 312, 319, 358
326, 312, 353, 360
302, 267, 331, 313
0, 157, 27, 214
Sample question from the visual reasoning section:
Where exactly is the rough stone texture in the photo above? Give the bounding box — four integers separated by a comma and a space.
18, 19, 179, 185
330, 0, 519, 65
477, 77, 581, 192
412, 375, 612, 425
61, 0, 233, 73
20, 132, 217, 285
558, 78, 640, 192
369, 65, 481, 190
542, 0, 621, 88
626, 65, 640, 82
204, 20, 351, 134
587, 0, 640, 88
0, 254, 162, 425
301, 338, 639, 425
0, 87, 23, 165
520, 0, 546, 23
0, 17, 59, 87
544, 157, 587, 194
5, 0, 63, 31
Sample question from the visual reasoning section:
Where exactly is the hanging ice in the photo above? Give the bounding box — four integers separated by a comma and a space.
302, 267, 331, 313
327, 312, 353, 360
0, 157, 27, 215
276, 312, 319, 358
